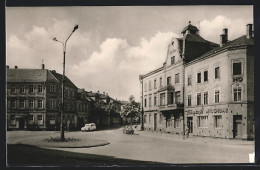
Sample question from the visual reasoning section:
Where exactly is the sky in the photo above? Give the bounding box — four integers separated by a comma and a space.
6, 6, 253, 101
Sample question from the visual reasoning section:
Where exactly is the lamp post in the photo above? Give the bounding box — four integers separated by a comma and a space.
53, 24, 78, 140
139, 75, 144, 131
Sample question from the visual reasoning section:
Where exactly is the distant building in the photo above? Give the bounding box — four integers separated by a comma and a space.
6, 65, 78, 130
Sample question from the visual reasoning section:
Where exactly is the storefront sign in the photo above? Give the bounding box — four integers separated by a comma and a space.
185, 107, 228, 115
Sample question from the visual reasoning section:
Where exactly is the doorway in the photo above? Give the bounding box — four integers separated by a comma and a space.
233, 115, 242, 138
154, 114, 157, 131
19, 118, 25, 129
187, 117, 193, 134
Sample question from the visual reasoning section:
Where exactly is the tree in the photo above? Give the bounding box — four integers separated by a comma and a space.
120, 95, 141, 127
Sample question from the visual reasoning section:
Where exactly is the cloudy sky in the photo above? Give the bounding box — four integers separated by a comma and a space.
6, 6, 253, 101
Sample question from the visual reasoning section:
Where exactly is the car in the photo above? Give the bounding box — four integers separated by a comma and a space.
81, 123, 96, 132
122, 126, 134, 134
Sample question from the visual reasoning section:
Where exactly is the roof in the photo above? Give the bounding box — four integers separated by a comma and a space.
86, 92, 98, 97
50, 70, 77, 89
187, 35, 254, 65
7, 69, 47, 82
158, 84, 175, 92
181, 24, 199, 34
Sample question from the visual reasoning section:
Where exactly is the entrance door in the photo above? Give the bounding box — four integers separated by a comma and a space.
187, 117, 193, 134
154, 114, 157, 131
19, 118, 25, 129
233, 115, 242, 138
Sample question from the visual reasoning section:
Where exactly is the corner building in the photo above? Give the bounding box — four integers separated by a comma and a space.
140, 22, 218, 135
184, 24, 254, 140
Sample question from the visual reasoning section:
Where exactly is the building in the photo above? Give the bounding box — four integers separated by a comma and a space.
6, 65, 78, 130
184, 24, 254, 140
139, 22, 218, 134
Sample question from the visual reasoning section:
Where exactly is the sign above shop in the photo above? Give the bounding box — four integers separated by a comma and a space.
185, 107, 228, 115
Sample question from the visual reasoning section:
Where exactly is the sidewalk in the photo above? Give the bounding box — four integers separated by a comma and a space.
135, 126, 254, 145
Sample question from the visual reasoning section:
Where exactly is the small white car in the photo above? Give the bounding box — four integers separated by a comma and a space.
81, 123, 96, 132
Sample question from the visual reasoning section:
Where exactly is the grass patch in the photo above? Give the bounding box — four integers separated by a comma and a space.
44, 136, 81, 143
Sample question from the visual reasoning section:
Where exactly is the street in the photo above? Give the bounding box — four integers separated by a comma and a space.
7, 128, 254, 164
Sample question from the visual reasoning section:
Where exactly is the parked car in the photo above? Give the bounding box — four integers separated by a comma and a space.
122, 126, 134, 134
81, 123, 96, 132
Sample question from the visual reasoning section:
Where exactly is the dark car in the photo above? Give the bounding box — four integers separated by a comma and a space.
122, 126, 134, 134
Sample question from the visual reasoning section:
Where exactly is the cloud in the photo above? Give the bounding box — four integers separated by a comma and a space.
69, 31, 179, 101
200, 15, 253, 43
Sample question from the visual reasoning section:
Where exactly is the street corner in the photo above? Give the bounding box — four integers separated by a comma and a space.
16, 136, 110, 148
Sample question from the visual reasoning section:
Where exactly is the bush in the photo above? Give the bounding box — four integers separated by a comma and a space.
44, 136, 81, 143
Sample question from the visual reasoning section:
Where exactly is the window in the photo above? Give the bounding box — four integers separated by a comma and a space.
37, 115, 43, 120
149, 94, 152, 107
49, 115, 56, 125
10, 115, 16, 125
37, 115, 43, 125
154, 95, 157, 106
50, 99, 56, 108
144, 98, 147, 107
168, 91, 174, 104
38, 85, 43, 93
171, 56, 175, 65
174, 115, 181, 128
167, 76, 171, 85
160, 77, 162, 87
50, 85, 55, 93
188, 76, 192, 86
38, 100, 43, 108
20, 99, 25, 108
204, 92, 208, 105
233, 62, 242, 75
167, 117, 172, 127
160, 93, 166, 106
234, 87, 242, 102
11, 85, 16, 93
175, 73, 179, 83
11, 99, 16, 108
149, 114, 151, 124
20, 85, 25, 93
154, 79, 157, 89
214, 115, 222, 128
144, 115, 147, 123
29, 85, 34, 93
149, 81, 152, 91
175, 91, 181, 104
215, 90, 220, 103
204, 70, 208, 82
188, 95, 191, 106
197, 72, 201, 83
215, 67, 220, 79
197, 93, 201, 106
160, 114, 163, 124
28, 115, 34, 121
29, 100, 34, 108
144, 82, 147, 92
198, 116, 208, 128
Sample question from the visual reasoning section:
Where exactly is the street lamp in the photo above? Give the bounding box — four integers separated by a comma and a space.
53, 24, 78, 140
139, 75, 144, 131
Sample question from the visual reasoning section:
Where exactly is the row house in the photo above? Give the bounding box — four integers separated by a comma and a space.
140, 22, 254, 140
7, 65, 78, 130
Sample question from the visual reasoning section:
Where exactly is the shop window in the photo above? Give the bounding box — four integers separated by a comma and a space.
160, 114, 163, 124
188, 95, 191, 106
174, 115, 181, 128
160, 93, 166, 106
198, 116, 208, 128
197, 72, 201, 83
29, 100, 34, 108
166, 118, 172, 127
215, 90, 220, 103
29, 85, 34, 93
175, 91, 181, 104
49, 115, 56, 125
197, 93, 201, 106
214, 115, 222, 128
167, 76, 171, 85
204, 92, 208, 105
215, 67, 220, 79
28, 115, 34, 124
234, 87, 242, 102
204, 70, 208, 82
10, 115, 16, 125
11, 85, 16, 93
175, 73, 179, 83
20, 85, 25, 93
233, 62, 242, 75
171, 56, 175, 65
154, 79, 157, 89
37, 115, 43, 125
38, 85, 43, 93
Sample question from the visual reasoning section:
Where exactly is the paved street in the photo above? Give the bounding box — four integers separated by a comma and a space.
7, 128, 254, 164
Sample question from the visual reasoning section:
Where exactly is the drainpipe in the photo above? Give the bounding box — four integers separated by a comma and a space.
182, 35, 186, 140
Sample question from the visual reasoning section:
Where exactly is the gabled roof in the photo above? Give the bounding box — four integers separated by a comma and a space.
188, 35, 254, 64
50, 70, 77, 89
7, 69, 47, 82
158, 84, 175, 92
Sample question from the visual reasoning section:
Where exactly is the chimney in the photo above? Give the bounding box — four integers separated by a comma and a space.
220, 28, 228, 47
247, 24, 253, 39
14, 66, 18, 69
6, 65, 9, 69
42, 64, 45, 69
